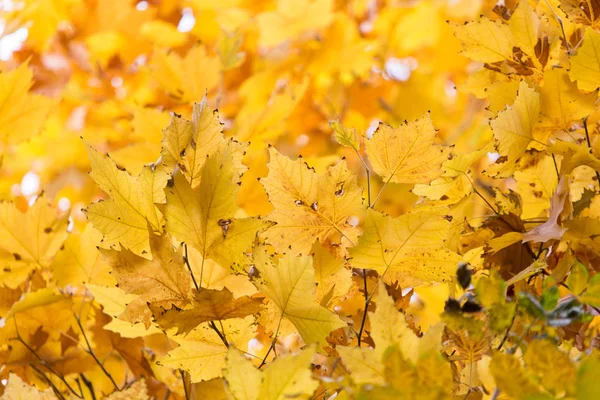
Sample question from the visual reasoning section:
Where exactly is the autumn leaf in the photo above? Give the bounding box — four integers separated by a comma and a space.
224, 346, 318, 400
365, 113, 451, 186
150, 288, 263, 335
252, 250, 345, 344
0, 196, 68, 288
151, 45, 221, 103
487, 81, 540, 177
164, 146, 266, 270
451, 17, 514, 63
261, 146, 363, 256
86, 144, 169, 259
0, 62, 54, 144
161, 96, 246, 186
349, 209, 459, 284
102, 234, 192, 326
160, 316, 256, 382
569, 27, 600, 91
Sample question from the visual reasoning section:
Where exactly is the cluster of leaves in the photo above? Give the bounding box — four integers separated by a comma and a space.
3, 0, 600, 399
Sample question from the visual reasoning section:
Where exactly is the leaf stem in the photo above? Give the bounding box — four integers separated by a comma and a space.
179, 369, 190, 400
13, 318, 83, 398
352, 148, 372, 207
583, 117, 600, 185
259, 314, 283, 368
73, 312, 120, 391
543, 0, 571, 54
356, 271, 370, 346
184, 244, 200, 291
79, 374, 96, 400
210, 320, 229, 347
30, 363, 67, 400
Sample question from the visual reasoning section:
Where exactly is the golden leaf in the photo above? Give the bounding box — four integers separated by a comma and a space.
569, 27, 600, 92
0, 62, 54, 144
86, 144, 169, 259
365, 113, 450, 185
151, 288, 263, 335
261, 146, 363, 256
349, 209, 458, 283
252, 250, 345, 344
102, 234, 192, 324
488, 81, 540, 177
451, 18, 514, 63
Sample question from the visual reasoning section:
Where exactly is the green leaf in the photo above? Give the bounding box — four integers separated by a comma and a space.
330, 120, 359, 150
568, 261, 589, 295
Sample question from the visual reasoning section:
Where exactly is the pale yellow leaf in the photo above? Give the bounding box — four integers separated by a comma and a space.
86, 145, 169, 259
253, 251, 345, 344
365, 113, 450, 185
452, 18, 514, 63
261, 147, 363, 256
569, 27, 600, 91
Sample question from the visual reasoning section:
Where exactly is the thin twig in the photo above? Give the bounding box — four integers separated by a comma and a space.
259, 314, 283, 368
73, 313, 120, 391
543, 0, 571, 54
13, 319, 82, 398
352, 148, 371, 207
497, 306, 517, 351
180, 369, 190, 400
184, 244, 200, 291
551, 154, 560, 180
30, 363, 67, 400
79, 374, 96, 400
210, 321, 229, 347
357, 272, 370, 346
583, 117, 600, 185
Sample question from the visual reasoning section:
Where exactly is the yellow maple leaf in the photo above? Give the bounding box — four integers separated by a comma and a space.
338, 288, 445, 389
0, 197, 68, 288
487, 81, 540, 177
252, 250, 345, 344
86, 144, 169, 259
509, 0, 540, 67
559, 0, 600, 29
539, 68, 597, 132
451, 17, 514, 63
101, 234, 192, 324
261, 146, 363, 256
413, 146, 489, 203
160, 316, 256, 382
161, 97, 246, 187
0, 62, 54, 145
151, 45, 221, 103
51, 224, 115, 287
256, 0, 334, 48
349, 209, 459, 283
151, 288, 263, 335
569, 27, 600, 92
225, 346, 318, 400
365, 113, 451, 187
164, 147, 266, 269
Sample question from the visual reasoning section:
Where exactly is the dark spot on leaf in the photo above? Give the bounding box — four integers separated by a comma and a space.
44, 227, 52, 233
13, 253, 21, 261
